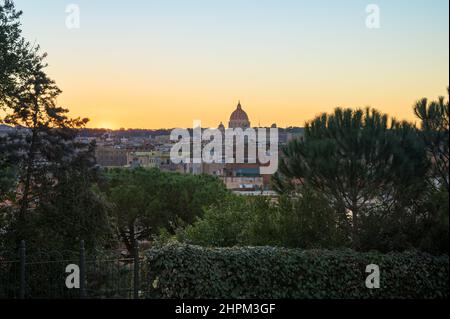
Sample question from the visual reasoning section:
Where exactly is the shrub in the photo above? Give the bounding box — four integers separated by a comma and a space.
145, 244, 449, 299
177, 192, 347, 249
177, 195, 279, 247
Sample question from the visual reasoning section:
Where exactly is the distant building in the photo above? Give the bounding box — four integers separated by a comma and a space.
89, 101, 303, 196
233, 190, 278, 197
202, 163, 225, 176
223, 176, 264, 191
222, 163, 271, 191
127, 151, 164, 168
228, 101, 251, 129
95, 147, 128, 167
160, 162, 186, 174
153, 135, 171, 143
185, 162, 203, 175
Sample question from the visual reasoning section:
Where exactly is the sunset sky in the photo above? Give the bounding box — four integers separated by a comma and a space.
15, 0, 449, 129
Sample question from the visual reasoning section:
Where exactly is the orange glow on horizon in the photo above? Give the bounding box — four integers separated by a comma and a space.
20, 0, 447, 130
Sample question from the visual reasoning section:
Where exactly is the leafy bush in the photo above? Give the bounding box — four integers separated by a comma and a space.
177, 195, 279, 247
177, 191, 349, 249
146, 244, 449, 299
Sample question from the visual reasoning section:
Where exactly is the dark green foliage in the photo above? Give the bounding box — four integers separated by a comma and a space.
277, 189, 350, 249
0, 0, 41, 95
274, 108, 428, 247
178, 195, 278, 247
146, 244, 449, 299
0, 146, 113, 253
414, 91, 449, 192
272, 103, 448, 254
101, 168, 229, 255
177, 190, 349, 249
0, 164, 16, 197
0, 0, 111, 253
358, 189, 449, 255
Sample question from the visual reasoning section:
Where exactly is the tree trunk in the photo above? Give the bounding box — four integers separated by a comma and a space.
351, 194, 359, 249
18, 98, 40, 226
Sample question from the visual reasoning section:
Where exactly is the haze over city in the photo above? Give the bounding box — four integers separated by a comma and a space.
14, 0, 449, 129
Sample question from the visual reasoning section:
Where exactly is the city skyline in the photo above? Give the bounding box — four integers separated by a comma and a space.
14, 0, 450, 129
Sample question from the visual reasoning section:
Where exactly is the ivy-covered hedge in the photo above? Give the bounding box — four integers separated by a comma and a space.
145, 244, 449, 299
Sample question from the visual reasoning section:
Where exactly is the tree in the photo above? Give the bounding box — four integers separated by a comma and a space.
0, 0, 27, 200
102, 168, 229, 255
410, 90, 449, 254
0, 0, 40, 94
274, 107, 428, 248
414, 90, 449, 192
177, 190, 348, 249
0, 0, 110, 251
178, 195, 255, 247
31, 146, 113, 252
277, 188, 349, 249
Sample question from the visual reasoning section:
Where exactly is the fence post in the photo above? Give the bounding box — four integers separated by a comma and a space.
79, 240, 86, 299
19, 240, 26, 299
133, 240, 140, 299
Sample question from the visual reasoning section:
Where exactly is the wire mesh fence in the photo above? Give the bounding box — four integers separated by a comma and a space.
0, 259, 20, 298
0, 241, 147, 299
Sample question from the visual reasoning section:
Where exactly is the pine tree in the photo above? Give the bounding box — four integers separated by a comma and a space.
1, 0, 109, 250
274, 107, 428, 248
414, 90, 449, 192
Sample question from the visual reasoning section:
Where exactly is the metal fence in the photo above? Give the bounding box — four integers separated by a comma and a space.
0, 241, 147, 299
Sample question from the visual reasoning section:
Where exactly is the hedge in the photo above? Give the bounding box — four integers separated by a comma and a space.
145, 244, 449, 299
